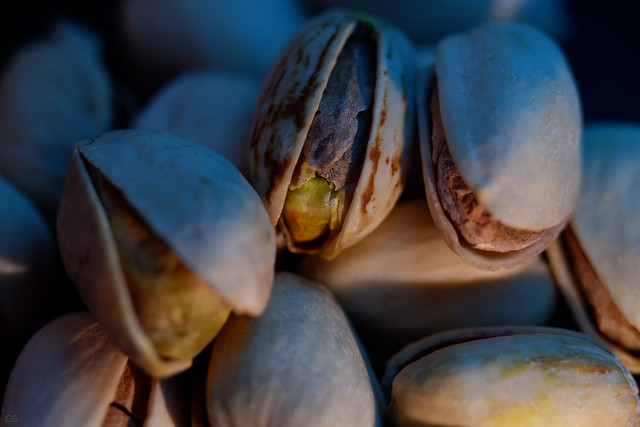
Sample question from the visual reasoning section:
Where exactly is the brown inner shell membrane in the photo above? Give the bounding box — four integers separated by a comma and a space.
430, 86, 545, 253
102, 361, 151, 426
564, 227, 640, 351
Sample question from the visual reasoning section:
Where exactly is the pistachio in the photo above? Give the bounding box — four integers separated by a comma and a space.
1, 312, 191, 426
299, 200, 557, 360
205, 272, 383, 426
132, 70, 261, 178
57, 129, 276, 377
547, 123, 640, 372
0, 19, 113, 223
419, 22, 581, 270
249, 9, 416, 258
383, 326, 640, 427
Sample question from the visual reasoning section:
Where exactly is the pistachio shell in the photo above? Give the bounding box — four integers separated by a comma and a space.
384, 327, 640, 426
2, 312, 128, 426
206, 272, 383, 427
249, 9, 415, 258
546, 123, 640, 372
132, 71, 261, 177
0, 19, 113, 222
571, 124, 640, 336
299, 201, 556, 354
435, 23, 580, 230
57, 129, 275, 377
419, 22, 581, 270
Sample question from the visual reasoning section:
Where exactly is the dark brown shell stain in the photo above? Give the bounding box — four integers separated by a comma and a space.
361, 141, 381, 214
255, 23, 343, 200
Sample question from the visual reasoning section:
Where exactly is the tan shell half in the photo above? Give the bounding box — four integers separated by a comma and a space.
547, 123, 640, 372
2, 312, 191, 426
249, 8, 415, 258
57, 130, 276, 377
299, 200, 557, 356
382, 326, 640, 427
206, 272, 383, 427
419, 22, 581, 270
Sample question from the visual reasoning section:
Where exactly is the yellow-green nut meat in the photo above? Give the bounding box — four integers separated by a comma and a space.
420, 22, 581, 270
57, 129, 276, 378
249, 8, 415, 259
383, 326, 640, 427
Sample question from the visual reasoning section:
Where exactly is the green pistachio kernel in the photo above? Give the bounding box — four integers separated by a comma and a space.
282, 175, 339, 243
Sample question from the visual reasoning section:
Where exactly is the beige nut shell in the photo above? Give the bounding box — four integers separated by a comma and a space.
249, 9, 415, 258
419, 23, 581, 270
57, 130, 275, 377
570, 124, 640, 345
206, 272, 382, 427
384, 326, 640, 427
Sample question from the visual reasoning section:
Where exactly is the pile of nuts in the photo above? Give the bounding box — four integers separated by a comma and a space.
1, 1, 640, 426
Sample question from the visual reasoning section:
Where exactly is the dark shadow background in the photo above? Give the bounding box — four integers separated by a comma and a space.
0, 0, 638, 123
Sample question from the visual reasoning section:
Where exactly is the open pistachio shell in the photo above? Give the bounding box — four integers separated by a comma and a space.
383, 326, 640, 427
206, 272, 383, 426
1, 312, 190, 426
299, 200, 557, 357
249, 8, 415, 259
419, 22, 581, 270
57, 129, 275, 377
547, 123, 640, 372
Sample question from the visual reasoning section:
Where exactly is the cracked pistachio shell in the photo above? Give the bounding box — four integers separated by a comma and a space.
0, 174, 56, 339
206, 272, 383, 427
57, 130, 275, 377
299, 200, 556, 354
547, 123, 640, 370
1, 312, 190, 426
249, 9, 415, 259
0, 19, 113, 223
383, 326, 640, 427
420, 22, 581, 270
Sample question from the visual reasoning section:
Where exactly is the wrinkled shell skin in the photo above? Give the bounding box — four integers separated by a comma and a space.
299, 200, 557, 355
384, 327, 640, 427
249, 9, 415, 258
419, 22, 581, 270
206, 272, 383, 427
57, 130, 276, 377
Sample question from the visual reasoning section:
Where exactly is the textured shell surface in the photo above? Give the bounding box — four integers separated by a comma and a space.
385, 328, 640, 427
1, 312, 128, 427
570, 123, 640, 338
249, 8, 415, 258
206, 272, 382, 427
434, 22, 581, 230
